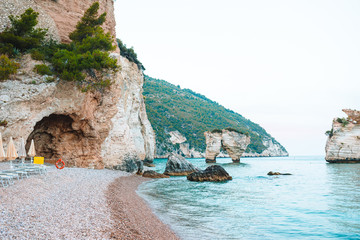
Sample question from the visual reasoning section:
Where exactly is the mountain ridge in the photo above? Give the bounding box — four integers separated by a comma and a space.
143, 75, 288, 158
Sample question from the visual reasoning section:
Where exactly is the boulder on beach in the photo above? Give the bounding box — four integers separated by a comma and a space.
187, 165, 232, 182
267, 171, 292, 176
163, 154, 198, 176
142, 170, 170, 178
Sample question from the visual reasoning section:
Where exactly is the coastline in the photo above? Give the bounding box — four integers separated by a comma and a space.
106, 175, 179, 240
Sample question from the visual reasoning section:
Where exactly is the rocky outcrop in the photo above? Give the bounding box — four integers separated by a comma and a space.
204, 130, 250, 163
243, 138, 288, 157
142, 170, 170, 179
204, 131, 222, 162
325, 109, 360, 163
267, 171, 292, 176
187, 165, 232, 182
155, 131, 205, 159
163, 154, 198, 176
0, 1, 155, 168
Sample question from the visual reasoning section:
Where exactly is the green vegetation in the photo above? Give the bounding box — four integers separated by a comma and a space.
0, 55, 20, 80
0, 120, 8, 127
143, 76, 287, 154
30, 49, 45, 61
0, 8, 47, 56
325, 128, 334, 138
51, 2, 118, 89
336, 117, 349, 127
117, 39, 145, 71
33, 64, 52, 75
0, 2, 118, 91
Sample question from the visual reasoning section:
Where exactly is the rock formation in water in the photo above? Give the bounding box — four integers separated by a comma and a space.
267, 171, 292, 176
325, 109, 360, 163
187, 165, 232, 182
142, 170, 170, 178
204, 130, 250, 163
163, 154, 198, 176
0, 0, 155, 168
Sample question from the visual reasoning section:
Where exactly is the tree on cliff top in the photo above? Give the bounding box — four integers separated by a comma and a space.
51, 2, 118, 90
0, 8, 47, 56
69, 2, 106, 42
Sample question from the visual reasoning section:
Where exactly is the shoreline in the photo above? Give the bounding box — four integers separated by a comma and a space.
0, 163, 179, 239
106, 175, 179, 240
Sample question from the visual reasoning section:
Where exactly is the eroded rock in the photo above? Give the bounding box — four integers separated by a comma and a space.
142, 170, 170, 178
187, 165, 232, 182
204, 129, 250, 163
325, 109, 360, 163
163, 154, 198, 176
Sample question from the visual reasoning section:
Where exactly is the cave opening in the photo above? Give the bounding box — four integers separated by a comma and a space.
25, 114, 100, 167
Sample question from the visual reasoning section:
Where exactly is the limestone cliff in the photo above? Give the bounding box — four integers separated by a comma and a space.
205, 130, 250, 163
325, 109, 360, 163
0, 0, 155, 168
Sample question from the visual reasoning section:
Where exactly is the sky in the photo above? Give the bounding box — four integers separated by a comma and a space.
114, 0, 360, 156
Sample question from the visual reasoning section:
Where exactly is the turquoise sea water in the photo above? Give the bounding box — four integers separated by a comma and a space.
137, 156, 360, 240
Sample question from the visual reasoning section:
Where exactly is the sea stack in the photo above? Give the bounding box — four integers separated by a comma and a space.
204, 129, 250, 163
325, 109, 360, 163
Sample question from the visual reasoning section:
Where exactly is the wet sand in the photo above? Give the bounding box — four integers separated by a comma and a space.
106, 175, 179, 240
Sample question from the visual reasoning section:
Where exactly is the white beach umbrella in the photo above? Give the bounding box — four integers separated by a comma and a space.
0, 133, 5, 161
6, 137, 18, 168
28, 139, 36, 163
18, 137, 26, 164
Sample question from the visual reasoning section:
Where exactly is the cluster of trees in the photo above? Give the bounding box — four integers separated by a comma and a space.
0, 2, 118, 91
143, 76, 287, 154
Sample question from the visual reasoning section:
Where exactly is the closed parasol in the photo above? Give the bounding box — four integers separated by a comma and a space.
0, 133, 5, 161
28, 139, 36, 163
18, 137, 26, 164
6, 137, 18, 168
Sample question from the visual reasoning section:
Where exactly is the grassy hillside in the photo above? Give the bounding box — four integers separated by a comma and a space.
143, 75, 287, 154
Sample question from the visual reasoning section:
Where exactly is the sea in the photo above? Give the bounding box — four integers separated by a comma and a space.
137, 156, 360, 240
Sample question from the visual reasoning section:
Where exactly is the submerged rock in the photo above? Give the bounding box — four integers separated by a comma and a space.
187, 165, 232, 182
142, 170, 170, 178
163, 154, 198, 176
267, 171, 292, 176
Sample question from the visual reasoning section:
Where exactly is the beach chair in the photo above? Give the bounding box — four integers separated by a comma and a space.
0, 176, 10, 187
0, 174, 14, 185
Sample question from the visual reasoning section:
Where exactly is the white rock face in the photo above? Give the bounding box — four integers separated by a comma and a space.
169, 131, 187, 144
0, 1, 155, 168
325, 110, 360, 162
204, 131, 223, 162
242, 138, 288, 157
204, 130, 250, 163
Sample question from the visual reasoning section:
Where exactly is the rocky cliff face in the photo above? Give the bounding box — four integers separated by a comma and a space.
325, 109, 360, 163
204, 130, 250, 163
0, 0, 155, 168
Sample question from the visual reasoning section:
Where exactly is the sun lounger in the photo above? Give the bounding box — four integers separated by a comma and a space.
0, 174, 15, 185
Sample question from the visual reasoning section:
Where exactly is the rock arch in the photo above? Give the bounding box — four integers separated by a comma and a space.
204, 129, 250, 163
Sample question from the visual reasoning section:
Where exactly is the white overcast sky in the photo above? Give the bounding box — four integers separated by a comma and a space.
114, 0, 360, 156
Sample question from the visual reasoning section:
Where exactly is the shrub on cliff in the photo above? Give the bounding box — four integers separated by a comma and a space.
336, 117, 349, 127
0, 8, 47, 56
0, 55, 20, 80
117, 39, 145, 71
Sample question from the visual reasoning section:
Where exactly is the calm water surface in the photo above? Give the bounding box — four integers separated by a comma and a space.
137, 156, 360, 240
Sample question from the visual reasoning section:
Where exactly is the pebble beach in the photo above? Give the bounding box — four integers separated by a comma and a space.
0, 162, 179, 239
